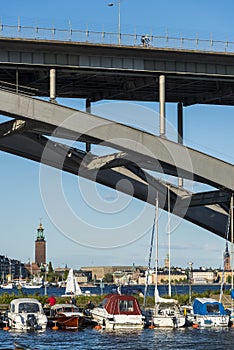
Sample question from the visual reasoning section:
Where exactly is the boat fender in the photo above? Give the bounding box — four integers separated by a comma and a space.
52, 321, 59, 330
3, 320, 10, 331
94, 325, 102, 330
192, 324, 199, 329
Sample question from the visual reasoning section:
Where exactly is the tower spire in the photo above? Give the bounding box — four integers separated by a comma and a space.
224, 241, 231, 271
37, 220, 45, 241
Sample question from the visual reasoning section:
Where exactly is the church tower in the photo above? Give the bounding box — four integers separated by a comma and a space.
224, 242, 231, 271
35, 222, 46, 267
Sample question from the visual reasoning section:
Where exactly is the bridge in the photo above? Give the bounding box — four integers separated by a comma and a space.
0, 33, 233, 242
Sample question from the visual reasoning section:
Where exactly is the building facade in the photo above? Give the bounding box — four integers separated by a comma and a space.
0, 256, 27, 281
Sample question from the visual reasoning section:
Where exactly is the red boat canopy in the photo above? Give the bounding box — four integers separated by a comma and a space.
102, 294, 142, 315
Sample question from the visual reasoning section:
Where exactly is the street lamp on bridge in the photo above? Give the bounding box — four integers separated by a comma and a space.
108, 0, 121, 45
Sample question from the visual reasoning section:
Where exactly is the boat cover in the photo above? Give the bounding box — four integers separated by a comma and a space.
193, 298, 226, 315
230, 289, 234, 299
101, 294, 142, 315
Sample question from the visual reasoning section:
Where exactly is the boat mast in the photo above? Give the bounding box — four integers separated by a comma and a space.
154, 192, 159, 307
143, 211, 155, 307
168, 186, 171, 297
231, 193, 233, 308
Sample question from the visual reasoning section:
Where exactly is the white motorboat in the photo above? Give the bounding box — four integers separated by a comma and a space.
191, 297, 229, 328
90, 294, 145, 330
6, 298, 48, 331
62, 268, 83, 297
22, 283, 43, 289
1, 282, 15, 289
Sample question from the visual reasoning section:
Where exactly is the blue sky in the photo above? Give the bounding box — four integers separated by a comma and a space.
1, 1, 234, 270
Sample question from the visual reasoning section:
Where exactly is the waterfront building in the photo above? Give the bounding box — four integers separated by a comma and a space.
0, 256, 27, 281
153, 270, 187, 284
81, 265, 146, 281
192, 268, 215, 284
35, 222, 46, 267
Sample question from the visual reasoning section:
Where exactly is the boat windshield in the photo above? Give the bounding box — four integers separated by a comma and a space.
119, 300, 134, 312
57, 306, 79, 313
18, 302, 40, 313
99, 298, 108, 308
206, 303, 220, 314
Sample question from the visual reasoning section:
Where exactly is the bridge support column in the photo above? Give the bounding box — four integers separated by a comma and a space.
50, 68, 56, 102
177, 102, 184, 187
159, 75, 166, 137
16, 70, 19, 94
85, 98, 91, 152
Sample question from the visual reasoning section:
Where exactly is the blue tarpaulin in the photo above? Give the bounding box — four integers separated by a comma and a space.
193, 298, 226, 315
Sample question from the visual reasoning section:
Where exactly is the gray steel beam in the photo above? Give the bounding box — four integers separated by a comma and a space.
0, 130, 230, 240
0, 89, 233, 191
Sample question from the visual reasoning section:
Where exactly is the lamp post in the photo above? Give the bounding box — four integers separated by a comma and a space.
108, 1, 121, 45
40, 263, 48, 296
188, 262, 193, 305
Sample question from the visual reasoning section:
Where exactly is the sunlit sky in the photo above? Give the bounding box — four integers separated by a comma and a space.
1, 0, 234, 270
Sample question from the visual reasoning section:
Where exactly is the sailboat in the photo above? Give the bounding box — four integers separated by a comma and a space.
62, 268, 83, 297
144, 191, 186, 328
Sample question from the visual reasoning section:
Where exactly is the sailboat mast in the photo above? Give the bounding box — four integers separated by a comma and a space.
154, 193, 159, 306
168, 186, 171, 297
143, 213, 155, 307
231, 194, 233, 293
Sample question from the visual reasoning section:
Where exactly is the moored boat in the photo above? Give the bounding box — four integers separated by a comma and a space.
50, 303, 84, 329
143, 289, 186, 328
90, 294, 145, 330
6, 298, 47, 331
191, 297, 229, 327
22, 283, 42, 289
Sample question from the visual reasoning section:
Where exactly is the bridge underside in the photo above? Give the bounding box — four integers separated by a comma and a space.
0, 90, 233, 241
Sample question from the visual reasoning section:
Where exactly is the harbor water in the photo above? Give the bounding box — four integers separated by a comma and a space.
0, 327, 234, 350
0, 284, 230, 297
0, 284, 233, 349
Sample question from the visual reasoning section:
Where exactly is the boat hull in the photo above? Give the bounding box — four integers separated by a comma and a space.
91, 309, 145, 330
53, 314, 84, 330
192, 315, 229, 328
7, 315, 47, 331
152, 315, 186, 328
144, 306, 186, 328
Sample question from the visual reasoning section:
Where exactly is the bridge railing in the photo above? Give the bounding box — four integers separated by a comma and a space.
0, 23, 234, 53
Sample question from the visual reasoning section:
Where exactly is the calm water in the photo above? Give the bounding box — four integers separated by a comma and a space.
0, 284, 230, 297
0, 327, 234, 350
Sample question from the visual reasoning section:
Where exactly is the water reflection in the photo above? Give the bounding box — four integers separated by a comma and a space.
0, 327, 233, 350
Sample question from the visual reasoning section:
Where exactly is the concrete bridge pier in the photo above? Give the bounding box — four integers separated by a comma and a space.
85, 98, 91, 152
50, 68, 56, 102
177, 102, 184, 187
159, 75, 166, 137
